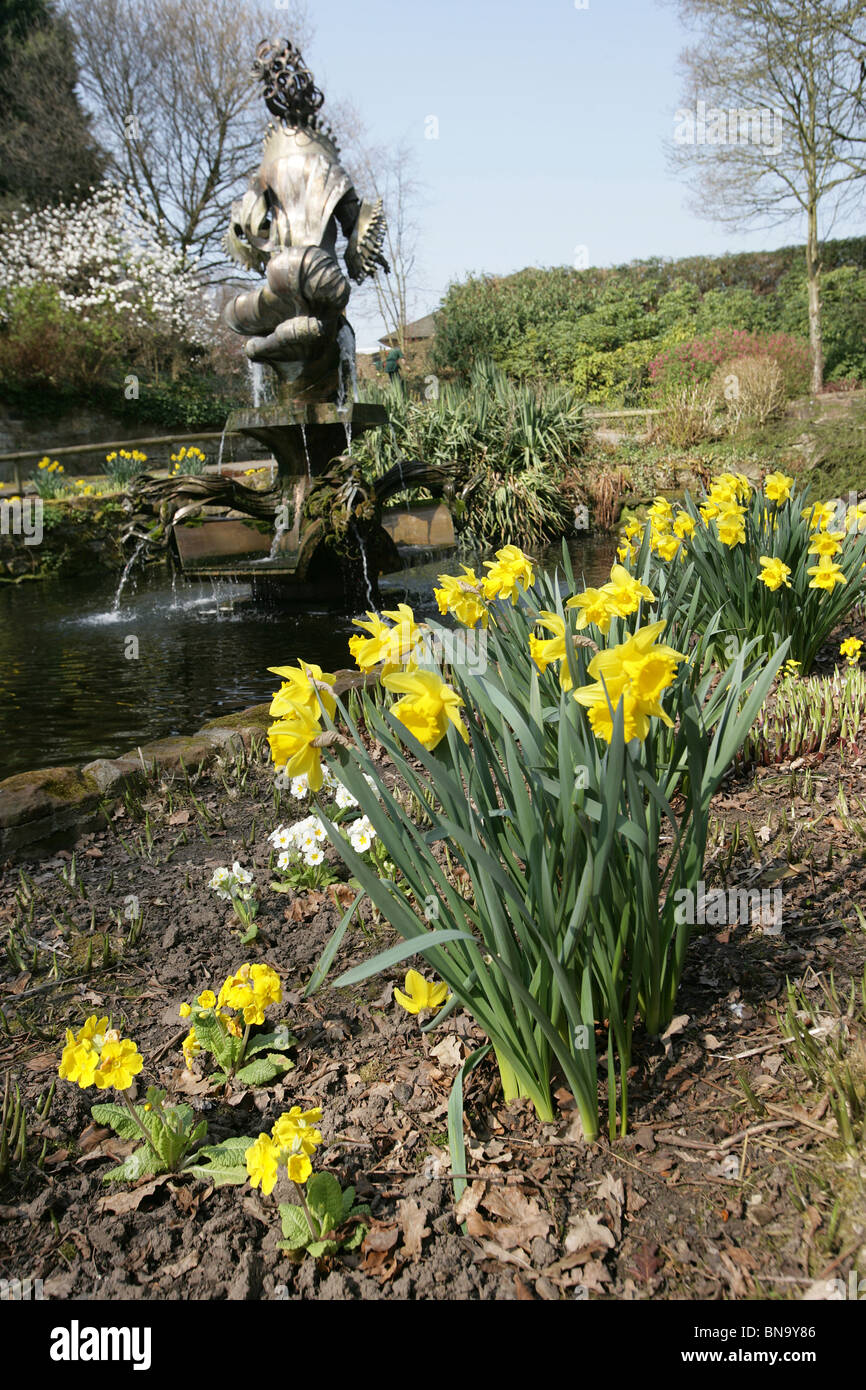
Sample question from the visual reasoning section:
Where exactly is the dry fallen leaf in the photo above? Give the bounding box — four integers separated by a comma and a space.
97, 1177, 170, 1214
363, 1221, 400, 1253
477, 1185, 553, 1251
429, 1035, 463, 1069
396, 1199, 430, 1257
564, 1212, 615, 1259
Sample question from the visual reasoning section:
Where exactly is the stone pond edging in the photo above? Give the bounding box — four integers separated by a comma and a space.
0, 665, 377, 861
0, 702, 277, 862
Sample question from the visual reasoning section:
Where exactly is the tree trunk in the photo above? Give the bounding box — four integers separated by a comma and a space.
806, 204, 824, 394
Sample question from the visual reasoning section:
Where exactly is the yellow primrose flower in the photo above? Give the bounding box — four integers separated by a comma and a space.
434, 568, 488, 628
840, 637, 862, 664
94, 1038, 144, 1091
268, 661, 336, 722
382, 668, 469, 749
672, 511, 696, 541
285, 1152, 312, 1184
246, 1133, 280, 1196
58, 1034, 100, 1088
573, 621, 686, 745
393, 969, 449, 1015
763, 471, 794, 504
182, 1029, 201, 1069
782, 659, 800, 677
481, 545, 535, 604
807, 530, 844, 558
268, 706, 325, 791
197, 990, 217, 1009
807, 555, 847, 592
757, 556, 792, 591
272, 1106, 323, 1157
218, 962, 282, 1026
179, 1002, 192, 1018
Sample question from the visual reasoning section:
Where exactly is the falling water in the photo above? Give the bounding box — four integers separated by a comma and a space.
248, 360, 264, 409
299, 422, 312, 483
269, 506, 290, 561
336, 322, 357, 454
216, 423, 229, 476
112, 538, 148, 612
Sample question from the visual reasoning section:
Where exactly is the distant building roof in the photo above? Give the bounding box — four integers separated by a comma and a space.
378, 313, 437, 347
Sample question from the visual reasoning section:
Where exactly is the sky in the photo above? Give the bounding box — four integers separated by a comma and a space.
293, 0, 861, 350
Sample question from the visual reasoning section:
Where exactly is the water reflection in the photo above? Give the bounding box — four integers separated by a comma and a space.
0, 538, 614, 779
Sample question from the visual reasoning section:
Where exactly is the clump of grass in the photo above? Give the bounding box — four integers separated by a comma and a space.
741, 666, 866, 765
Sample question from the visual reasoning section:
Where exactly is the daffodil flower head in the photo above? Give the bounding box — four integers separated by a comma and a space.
763, 471, 794, 504
566, 585, 614, 634
807, 555, 847, 592
840, 636, 862, 664
268, 661, 336, 722
434, 568, 488, 628
268, 705, 326, 791
481, 545, 535, 604
757, 556, 792, 591
382, 668, 469, 749
393, 970, 449, 1016
573, 621, 686, 745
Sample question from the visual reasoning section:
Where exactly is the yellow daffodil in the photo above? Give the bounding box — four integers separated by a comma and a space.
601, 564, 656, 617
757, 556, 792, 591
268, 661, 336, 721
481, 545, 535, 604
782, 659, 800, 677
566, 585, 615, 633
529, 612, 574, 690
652, 531, 681, 562
573, 621, 686, 744
763, 471, 794, 504
348, 605, 421, 673
382, 668, 469, 749
807, 555, 846, 592
268, 705, 325, 791
807, 530, 844, 558
716, 508, 746, 548
393, 969, 449, 1015
840, 637, 862, 664
803, 501, 837, 531
672, 511, 696, 541
434, 568, 488, 628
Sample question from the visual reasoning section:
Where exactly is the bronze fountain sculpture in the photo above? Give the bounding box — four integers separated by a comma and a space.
131, 39, 449, 607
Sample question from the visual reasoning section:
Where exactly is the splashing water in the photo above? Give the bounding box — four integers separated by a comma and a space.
216, 423, 228, 476
112, 538, 148, 612
269, 506, 290, 561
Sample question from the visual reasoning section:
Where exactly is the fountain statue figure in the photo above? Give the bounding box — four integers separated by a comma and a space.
224, 38, 389, 403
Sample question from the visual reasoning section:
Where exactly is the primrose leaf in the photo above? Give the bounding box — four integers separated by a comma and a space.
342, 1221, 369, 1251
232, 1055, 293, 1086
306, 1239, 339, 1258
245, 1028, 297, 1058
306, 1172, 343, 1232
186, 1136, 254, 1187
193, 1011, 237, 1071
102, 1144, 167, 1183
278, 1204, 312, 1251
90, 1102, 141, 1141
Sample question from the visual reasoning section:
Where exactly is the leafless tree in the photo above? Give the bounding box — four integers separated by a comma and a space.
666, 0, 866, 391
348, 136, 426, 352
62, 0, 312, 277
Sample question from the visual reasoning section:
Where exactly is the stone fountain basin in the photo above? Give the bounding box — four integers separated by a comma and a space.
225, 401, 388, 479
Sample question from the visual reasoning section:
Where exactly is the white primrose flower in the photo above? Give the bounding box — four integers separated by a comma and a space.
290, 775, 310, 800
303, 845, 325, 867
231, 863, 253, 885
334, 782, 358, 810
276, 851, 293, 872
268, 826, 294, 850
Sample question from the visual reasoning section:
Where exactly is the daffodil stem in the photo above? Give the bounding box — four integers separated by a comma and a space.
294, 1181, 318, 1241
121, 1090, 158, 1157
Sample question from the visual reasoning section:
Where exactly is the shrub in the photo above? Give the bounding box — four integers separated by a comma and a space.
652, 381, 720, 447
649, 329, 810, 398
711, 356, 787, 431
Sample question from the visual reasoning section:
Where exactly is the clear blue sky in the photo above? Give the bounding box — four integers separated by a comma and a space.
300, 0, 861, 349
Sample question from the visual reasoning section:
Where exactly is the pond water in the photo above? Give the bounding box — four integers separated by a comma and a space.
0, 538, 614, 780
